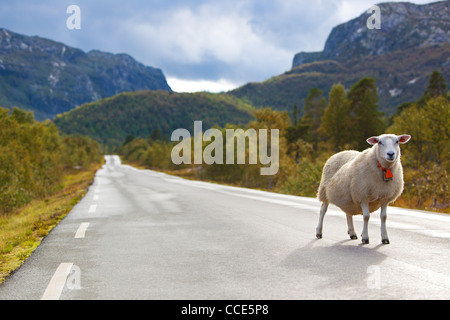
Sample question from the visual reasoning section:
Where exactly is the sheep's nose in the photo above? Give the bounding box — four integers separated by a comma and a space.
387, 152, 395, 158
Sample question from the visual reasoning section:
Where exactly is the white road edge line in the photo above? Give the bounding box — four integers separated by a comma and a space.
88, 205, 97, 213
41, 263, 73, 300
74, 222, 90, 239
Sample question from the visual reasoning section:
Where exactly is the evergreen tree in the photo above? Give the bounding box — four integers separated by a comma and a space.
291, 103, 299, 126
318, 83, 351, 152
149, 128, 163, 142
347, 77, 385, 150
424, 71, 447, 100
300, 88, 327, 149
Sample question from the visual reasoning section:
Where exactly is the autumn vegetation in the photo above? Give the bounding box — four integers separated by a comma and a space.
0, 107, 103, 215
0, 107, 104, 282
119, 72, 449, 213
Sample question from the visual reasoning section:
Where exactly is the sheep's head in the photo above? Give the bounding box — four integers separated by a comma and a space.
367, 134, 411, 165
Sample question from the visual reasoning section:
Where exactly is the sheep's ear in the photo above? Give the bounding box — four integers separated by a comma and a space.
367, 136, 379, 145
398, 135, 411, 144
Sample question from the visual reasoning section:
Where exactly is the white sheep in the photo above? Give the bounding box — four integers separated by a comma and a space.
315, 134, 411, 244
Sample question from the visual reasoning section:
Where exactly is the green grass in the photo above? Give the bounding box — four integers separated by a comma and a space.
0, 163, 101, 284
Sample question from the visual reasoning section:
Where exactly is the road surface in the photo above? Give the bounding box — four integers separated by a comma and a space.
1, 155, 449, 300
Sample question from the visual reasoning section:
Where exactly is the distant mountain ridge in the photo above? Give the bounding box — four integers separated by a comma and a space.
231, 1, 450, 114
0, 28, 171, 120
292, 1, 450, 67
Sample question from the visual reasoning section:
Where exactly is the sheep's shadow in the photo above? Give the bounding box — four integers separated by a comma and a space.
281, 239, 388, 294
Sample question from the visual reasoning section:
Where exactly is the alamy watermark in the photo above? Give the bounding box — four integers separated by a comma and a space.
66, 264, 82, 290
66, 5, 81, 30
366, 265, 381, 290
366, 5, 381, 30
171, 121, 279, 176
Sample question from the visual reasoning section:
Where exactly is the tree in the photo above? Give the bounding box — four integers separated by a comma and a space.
149, 128, 163, 142
0, 106, 102, 214
10, 107, 34, 124
424, 71, 447, 100
388, 96, 449, 209
285, 102, 310, 162
318, 83, 351, 152
423, 96, 449, 166
246, 108, 292, 190
291, 103, 299, 126
300, 88, 327, 149
347, 77, 385, 150
389, 104, 427, 168
123, 134, 135, 146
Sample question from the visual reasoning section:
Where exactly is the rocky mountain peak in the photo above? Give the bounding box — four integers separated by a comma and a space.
0, 28, 171, 120
293, 1, 450, 68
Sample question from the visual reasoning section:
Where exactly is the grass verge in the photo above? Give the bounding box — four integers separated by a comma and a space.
0, 163, 101, 285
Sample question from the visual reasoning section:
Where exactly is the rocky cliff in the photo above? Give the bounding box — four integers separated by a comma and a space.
231, 1, 449, 114
0, 28, 171, 120
293, 1, 450, 68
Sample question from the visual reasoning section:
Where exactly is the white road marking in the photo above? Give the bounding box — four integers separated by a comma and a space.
163, 175, 450, 238
75, 223, 90, 239
88, 205, 97, 213
41, 263, 73, 300
388, 206, 450, 223
93, 194, 99, 201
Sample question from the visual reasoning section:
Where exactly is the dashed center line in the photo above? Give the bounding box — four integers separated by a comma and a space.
88, 204, 97, 213
75, 222, 90, 239
41, 263, 73, 300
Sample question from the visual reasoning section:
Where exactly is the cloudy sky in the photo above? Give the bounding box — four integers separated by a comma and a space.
0, 0, 435, 92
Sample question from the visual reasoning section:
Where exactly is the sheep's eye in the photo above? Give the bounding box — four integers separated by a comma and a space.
378, 141, 383, 145
395, 140, 399, 144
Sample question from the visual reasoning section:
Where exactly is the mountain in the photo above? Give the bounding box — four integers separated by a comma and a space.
293, 1, 449, 67
231, 1, 450, 114
232, 44, 449, 114
53, 90, 255, 147
0, 28, 171, 120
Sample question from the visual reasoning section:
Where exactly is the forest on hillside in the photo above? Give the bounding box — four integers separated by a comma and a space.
54, 91, 255, 148
119, 72, 449, 213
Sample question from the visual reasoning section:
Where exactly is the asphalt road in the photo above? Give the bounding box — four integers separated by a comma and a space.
1, 155, 449, 300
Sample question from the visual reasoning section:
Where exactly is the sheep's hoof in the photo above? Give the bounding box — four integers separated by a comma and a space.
350, 235, 358, 240
382, 239, 390, 245
361, 238, 369, 244
316, 234, 322, 239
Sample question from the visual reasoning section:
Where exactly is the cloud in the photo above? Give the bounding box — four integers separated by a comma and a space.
332, 0, 435, 24
126, 5, 251, 64
119, 2, 293, 84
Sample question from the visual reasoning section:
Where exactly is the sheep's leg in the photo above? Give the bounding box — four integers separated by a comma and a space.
380, 203, 390, 244
360, 202, 370, 244
346, 215, 358, 240
316, 202, 328, 239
